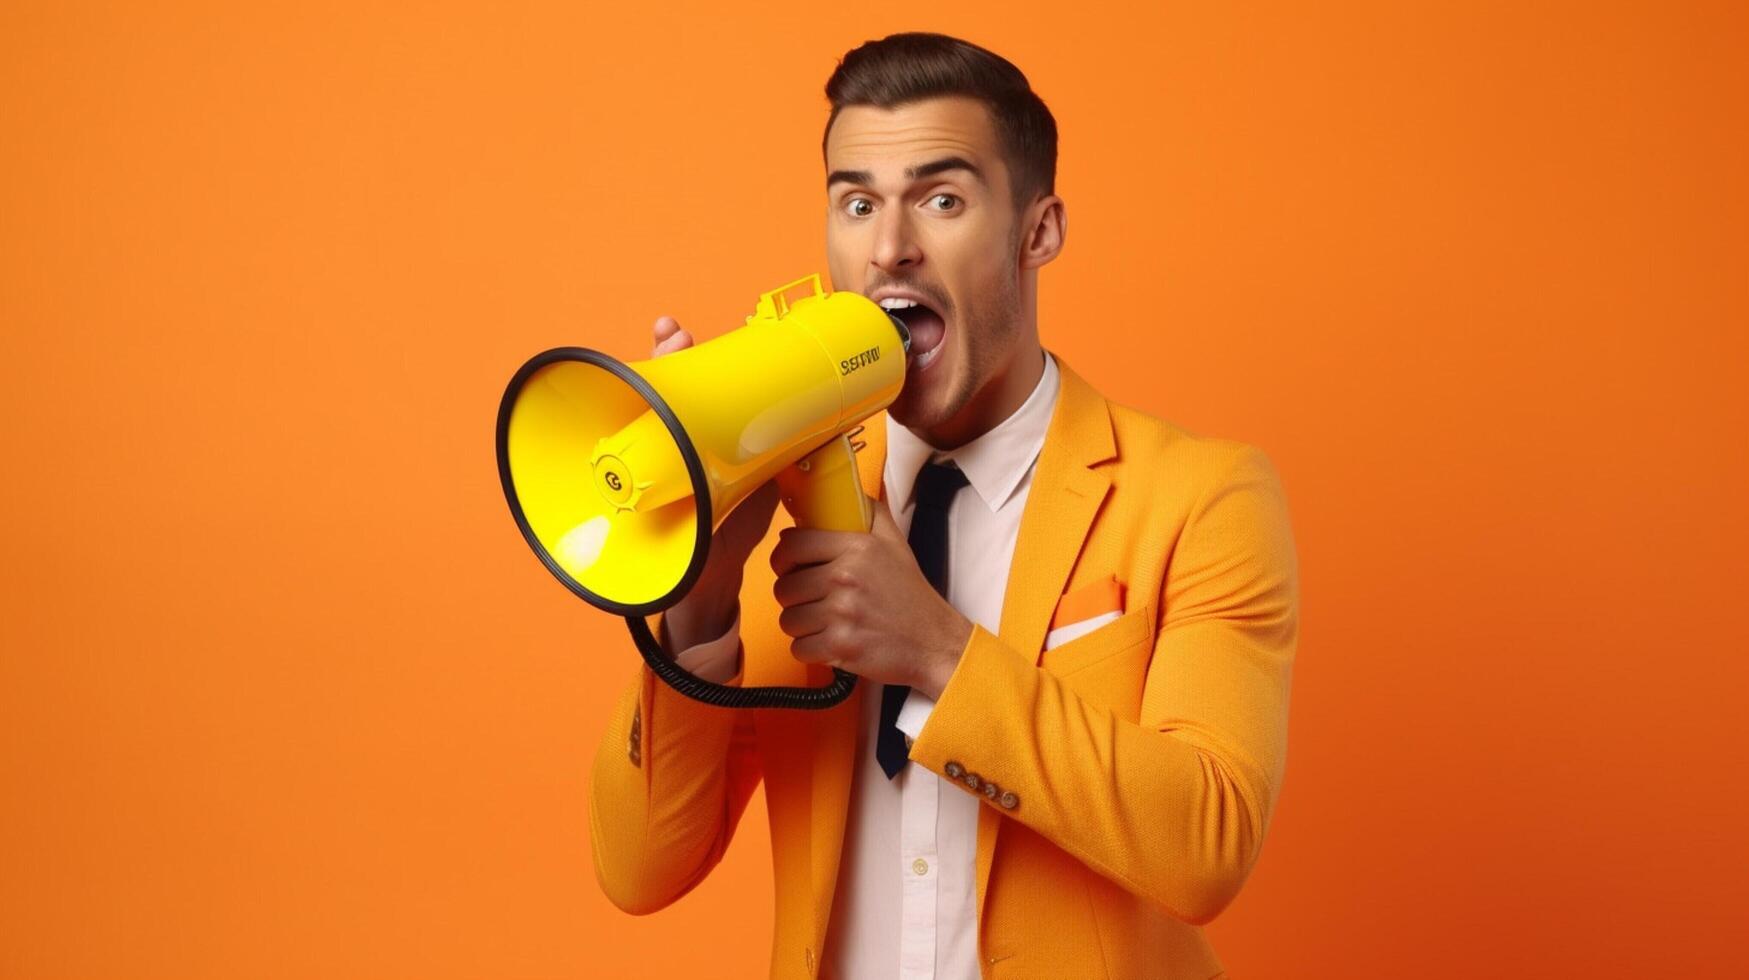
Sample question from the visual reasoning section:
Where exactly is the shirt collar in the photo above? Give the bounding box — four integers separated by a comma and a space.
884, 350, 1061, 515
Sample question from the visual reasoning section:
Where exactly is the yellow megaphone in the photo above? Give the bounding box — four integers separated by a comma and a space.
496, 274, 910, 709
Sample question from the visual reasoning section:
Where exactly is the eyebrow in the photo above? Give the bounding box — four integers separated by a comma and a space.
826, 156, 986, 191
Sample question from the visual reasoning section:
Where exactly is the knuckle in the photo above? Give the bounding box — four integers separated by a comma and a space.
827, 624, 854, 654
829, 592, 858, 622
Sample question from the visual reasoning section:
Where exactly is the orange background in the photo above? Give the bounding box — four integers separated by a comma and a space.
2, 2, 1745, 977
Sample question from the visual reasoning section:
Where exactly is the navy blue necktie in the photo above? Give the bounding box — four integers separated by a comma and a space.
876, 459, 970, 779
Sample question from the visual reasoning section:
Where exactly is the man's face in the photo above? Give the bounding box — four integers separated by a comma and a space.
824, 96, 1026, 437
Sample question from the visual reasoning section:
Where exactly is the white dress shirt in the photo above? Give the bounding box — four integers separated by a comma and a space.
673, 351, 1061, 980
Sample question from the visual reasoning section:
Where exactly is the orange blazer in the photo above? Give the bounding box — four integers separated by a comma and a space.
590, 353, 1300, 979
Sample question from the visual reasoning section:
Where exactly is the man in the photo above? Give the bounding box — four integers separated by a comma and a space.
590, 32, 1298, 980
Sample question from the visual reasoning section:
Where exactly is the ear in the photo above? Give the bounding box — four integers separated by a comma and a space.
1018, 193, 1066, 271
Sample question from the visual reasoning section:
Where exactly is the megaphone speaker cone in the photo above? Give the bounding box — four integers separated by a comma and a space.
496, 347, 712, 616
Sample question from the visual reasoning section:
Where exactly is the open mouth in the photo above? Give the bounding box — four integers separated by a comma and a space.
878, 297, 948, 373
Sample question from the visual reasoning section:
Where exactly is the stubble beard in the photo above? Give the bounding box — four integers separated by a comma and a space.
896, 263, 1024, 439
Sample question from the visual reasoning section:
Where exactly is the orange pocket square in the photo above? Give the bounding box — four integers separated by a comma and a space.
1050, 575, 1125, 631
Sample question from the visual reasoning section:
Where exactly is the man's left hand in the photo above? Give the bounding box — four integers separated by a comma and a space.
769, 495, 973, 699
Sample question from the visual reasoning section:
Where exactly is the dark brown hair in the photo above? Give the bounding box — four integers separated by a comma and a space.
823, 32, 1058, 212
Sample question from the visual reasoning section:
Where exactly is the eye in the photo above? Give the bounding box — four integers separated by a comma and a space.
927, 193, 961, 212
845, 197, 874, 218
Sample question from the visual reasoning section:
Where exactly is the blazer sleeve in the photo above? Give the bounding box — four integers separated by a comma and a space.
588, 607, 765, 915
905, 444, 1299, 926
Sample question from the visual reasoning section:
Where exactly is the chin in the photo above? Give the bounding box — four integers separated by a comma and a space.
887, 361, 963, 434
884, 393, 929, 430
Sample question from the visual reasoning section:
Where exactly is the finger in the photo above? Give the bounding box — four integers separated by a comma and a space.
789, 630, 838, 666
777, 597, 831, 640
771, 562, 837, 609
653, 330, 693, 357
769, 527, 860, 577
652, 319, 692, 357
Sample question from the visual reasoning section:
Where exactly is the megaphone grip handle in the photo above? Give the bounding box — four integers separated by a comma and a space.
626, 433, 874, 709
777, 435, 872, 532
626, 615, 859, 709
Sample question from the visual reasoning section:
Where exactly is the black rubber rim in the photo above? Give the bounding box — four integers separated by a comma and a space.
494, 347, 713, 617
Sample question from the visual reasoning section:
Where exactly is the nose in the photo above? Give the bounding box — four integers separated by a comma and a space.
869, 208, 922, 274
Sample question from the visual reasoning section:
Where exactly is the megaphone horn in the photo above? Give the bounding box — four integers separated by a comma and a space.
496, 275, 911, 709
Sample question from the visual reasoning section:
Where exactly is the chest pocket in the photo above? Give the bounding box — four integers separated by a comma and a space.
1039, 603, 1155, 676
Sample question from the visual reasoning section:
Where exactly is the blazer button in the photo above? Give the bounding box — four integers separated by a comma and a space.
982, 781, 1000, 801
999, 790, 1019, 810
944, 761, 965, 779
963, 772, 982, 792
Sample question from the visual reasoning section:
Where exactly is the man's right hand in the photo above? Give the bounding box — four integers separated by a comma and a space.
650, 316, 780, 655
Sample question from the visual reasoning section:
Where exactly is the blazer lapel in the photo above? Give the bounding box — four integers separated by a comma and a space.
995, 355, 1117, 663
975, 352, 1118, 923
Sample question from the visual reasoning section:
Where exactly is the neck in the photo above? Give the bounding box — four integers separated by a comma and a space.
915, 337, 1046, 451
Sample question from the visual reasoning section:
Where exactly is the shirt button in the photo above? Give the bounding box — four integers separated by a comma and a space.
982, 781, 1000, 801
912, 857, 929, 876
963, 772, 983, 792
999, 790, 1019, 810
944, 760, 965, 779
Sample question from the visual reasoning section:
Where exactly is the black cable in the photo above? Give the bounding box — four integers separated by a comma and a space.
625, 615, 859, 709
